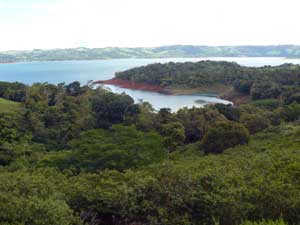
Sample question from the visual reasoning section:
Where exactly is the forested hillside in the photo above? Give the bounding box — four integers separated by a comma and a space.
0, 77, 300, 224
1, 45, 300, 63
116, 61, 300, 103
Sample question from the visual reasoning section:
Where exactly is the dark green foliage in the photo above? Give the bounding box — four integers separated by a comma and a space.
65, 81, 82, 96
176, 107, 227, 143
240, 114, 270, 134
284, 92, 300, 105
22, 83, 94, 149
213, 103, 240, 121
18, 82, 137, 149
251, 82, 281, 100
134, 101, 157, 131
280, 103, 300, 122
0, 113, 18, 144
158, 108, 173, 123
41, 125, 166, 172
0, 81, 26, 102
265, 111, 281, 126
116, 60, 242, 87
161, 122, 185, 151
92, 91, 135, 128
202, 121, 250, 154
234, 80, 252, 94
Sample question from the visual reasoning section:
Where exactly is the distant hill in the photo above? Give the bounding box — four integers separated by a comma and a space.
1, 45, 300, 63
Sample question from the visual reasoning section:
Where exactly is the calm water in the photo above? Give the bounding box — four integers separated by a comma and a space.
1, 57, 300, 111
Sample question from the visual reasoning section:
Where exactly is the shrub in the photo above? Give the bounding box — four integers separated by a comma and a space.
280, 103, 300, 122
251, 82, 281, 100
201, 121, 249, 154
240, 114, 270, 134
161, 122, 185, 151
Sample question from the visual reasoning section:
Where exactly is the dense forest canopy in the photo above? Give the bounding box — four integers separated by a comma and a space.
1, 60, 300, 224
1, 45, 300, 63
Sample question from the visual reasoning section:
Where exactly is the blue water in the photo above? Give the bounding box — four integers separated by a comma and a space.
0, 58, 204, 84
1, 57, 300, 111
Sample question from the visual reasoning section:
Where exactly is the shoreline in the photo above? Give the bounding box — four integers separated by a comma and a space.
1, 56, 299, 65
95, 78, 249, 105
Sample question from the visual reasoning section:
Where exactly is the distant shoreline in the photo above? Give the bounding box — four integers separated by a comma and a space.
1, 56, 300, 65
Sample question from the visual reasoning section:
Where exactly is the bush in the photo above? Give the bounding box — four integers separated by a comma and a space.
201, 121, 249, 154
284, 92, 300, 105
213, 103, 240, 121
234, 80, 252, 94
0, 81, 26, 102
280, 103, 300, 122
240, 114, 270, 134
161, 122, 185, 151
251, 82, 281, 100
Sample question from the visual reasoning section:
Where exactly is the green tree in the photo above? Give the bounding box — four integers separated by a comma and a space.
91, 90, 135, 128
161, 122, 185, 151
176, 107, 226, 143
240, 114, 270, 134
280, 103, 300, 122
135, 101, 157, 131
251, 82, 281, 100
202, 121, 249, 154
213, 103, 240, 121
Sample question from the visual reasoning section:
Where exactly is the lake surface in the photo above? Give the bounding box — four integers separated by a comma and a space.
1, 57, 300, 111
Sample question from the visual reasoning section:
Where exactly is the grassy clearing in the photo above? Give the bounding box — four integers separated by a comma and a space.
0, 98, 21, 113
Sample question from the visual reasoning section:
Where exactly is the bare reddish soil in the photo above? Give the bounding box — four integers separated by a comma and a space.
95, 78, 167, 93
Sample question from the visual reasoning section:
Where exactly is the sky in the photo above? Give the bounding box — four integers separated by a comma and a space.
0, 0, 300, 51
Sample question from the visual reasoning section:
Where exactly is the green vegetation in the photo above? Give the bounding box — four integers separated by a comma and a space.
1, 59, 300, 224
201, 121, 249, 154
0, 81, 26, 102
1, 45, 300, 63
41, 125, 166, 172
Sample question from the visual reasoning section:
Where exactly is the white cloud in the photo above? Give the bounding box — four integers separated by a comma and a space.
0, 0, 300, 50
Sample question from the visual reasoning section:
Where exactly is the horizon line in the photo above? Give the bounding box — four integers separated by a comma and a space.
1, 44, 300, 53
